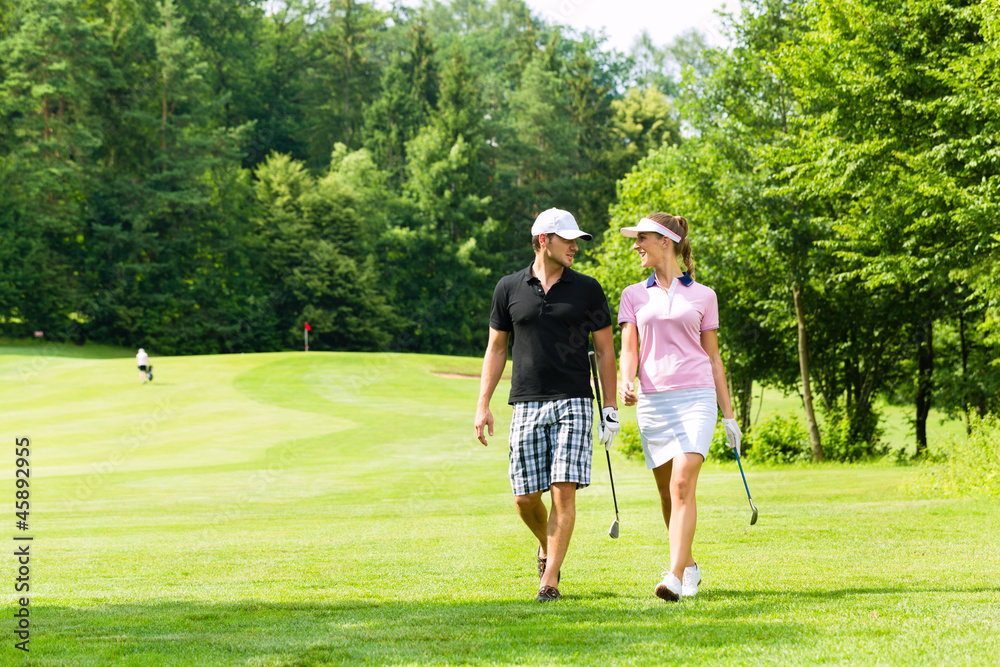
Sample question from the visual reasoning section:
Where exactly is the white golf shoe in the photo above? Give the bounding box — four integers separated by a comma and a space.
682, 564, 701, 597
654, 571, 682, 602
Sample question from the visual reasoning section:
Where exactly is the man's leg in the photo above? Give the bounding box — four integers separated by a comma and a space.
537, 398, 591, 590
514, 491, 548, 556
540, 481, 575, 589
508, 401, 554, 563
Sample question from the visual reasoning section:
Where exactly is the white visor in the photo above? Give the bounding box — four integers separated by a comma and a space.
619, 217, 682, 243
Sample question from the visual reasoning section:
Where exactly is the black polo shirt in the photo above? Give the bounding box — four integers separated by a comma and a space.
490, 264, 613, 404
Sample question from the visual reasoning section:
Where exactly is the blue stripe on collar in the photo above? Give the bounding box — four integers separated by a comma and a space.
646, 272, 694, 287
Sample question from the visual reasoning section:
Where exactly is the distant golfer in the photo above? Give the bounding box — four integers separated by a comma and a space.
136, 348, 150, 384
475, 208, 619, 603
617, 213, 741, 602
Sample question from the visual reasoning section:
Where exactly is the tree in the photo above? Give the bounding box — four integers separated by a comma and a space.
0, 0, 113, 336
677, 0, 830, 459
780, 0, 993, 454
609, 86, 681, 171
80, 0, 255, 353
251, 150, 398, 351
628, 28, 714, 97
362, 21, 438, 184
301, 0, 387, 168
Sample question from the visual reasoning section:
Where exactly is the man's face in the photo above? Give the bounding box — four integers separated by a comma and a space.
543, 233, 579, 268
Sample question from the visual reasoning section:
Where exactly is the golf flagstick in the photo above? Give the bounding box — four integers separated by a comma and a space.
733, 445, 758, 525
589, 351, 620, 538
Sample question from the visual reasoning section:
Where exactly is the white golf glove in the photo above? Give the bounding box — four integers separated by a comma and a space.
599, 407, 620, 450
722, 418, 742, 456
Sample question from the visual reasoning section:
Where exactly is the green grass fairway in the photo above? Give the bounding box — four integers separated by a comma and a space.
3, 347, 998, 665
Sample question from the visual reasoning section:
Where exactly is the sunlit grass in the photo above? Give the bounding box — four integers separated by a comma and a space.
1, 345, 996, 665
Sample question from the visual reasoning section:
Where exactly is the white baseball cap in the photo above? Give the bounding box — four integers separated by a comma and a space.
619, 217, 682, 243
531, 208, 593, 241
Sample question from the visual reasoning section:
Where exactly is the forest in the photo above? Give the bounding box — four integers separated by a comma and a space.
1, 0, 998, 458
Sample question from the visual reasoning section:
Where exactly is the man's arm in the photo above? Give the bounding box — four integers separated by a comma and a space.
592, 325, 618, 410
475, 327, 510, 446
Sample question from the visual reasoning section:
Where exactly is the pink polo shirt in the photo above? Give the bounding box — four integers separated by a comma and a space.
618, 272, 719, 393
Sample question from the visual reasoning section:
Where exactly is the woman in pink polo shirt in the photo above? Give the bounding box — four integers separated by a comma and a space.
617, 212, 741, 602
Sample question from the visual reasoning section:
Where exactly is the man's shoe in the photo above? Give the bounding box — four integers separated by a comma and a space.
682, 564, 701, 597
536, 585, 561, 602
654, 571, 682, 602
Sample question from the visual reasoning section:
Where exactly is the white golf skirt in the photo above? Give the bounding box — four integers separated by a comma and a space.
636, 388, 718, 469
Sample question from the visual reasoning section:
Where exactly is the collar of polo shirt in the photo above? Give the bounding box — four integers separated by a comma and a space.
646, 271, 693, 288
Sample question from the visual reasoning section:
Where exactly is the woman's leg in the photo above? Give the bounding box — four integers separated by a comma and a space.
661, 452, 703, 579
652, 459, 673, 529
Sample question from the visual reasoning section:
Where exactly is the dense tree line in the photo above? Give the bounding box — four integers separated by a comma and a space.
590, 0, 1000, 459
0, 0, 680, 356
1, 0, 997, 456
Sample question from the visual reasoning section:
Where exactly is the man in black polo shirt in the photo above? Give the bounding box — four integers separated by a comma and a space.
475, 208, 619, 603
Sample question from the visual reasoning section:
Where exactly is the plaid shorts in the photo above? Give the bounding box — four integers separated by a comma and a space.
508, 398, 593, 496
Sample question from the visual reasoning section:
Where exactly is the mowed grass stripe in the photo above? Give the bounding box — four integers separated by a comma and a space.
1, 347, 996, 665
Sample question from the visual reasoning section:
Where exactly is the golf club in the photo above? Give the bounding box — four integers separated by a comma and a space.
733, 445, 758, 525
588, 351, 620, 539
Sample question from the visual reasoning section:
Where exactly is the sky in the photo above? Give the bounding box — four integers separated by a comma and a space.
517, 0, 733, 53
373, 1, 735, 54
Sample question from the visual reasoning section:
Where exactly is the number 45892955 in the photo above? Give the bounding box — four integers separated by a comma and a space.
15, 437, 29, 519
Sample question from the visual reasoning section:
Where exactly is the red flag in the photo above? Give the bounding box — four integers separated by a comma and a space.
304, 322, 311, 331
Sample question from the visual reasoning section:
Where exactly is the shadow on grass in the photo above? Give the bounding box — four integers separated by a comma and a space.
36, 586, 1000, 665
701, 586, 1000, 600
35, 596, 808, 665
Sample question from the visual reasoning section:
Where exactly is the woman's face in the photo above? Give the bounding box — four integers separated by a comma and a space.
632, 231, 667, 268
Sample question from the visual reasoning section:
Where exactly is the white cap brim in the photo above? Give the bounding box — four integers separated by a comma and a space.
620, 218, 681, 242
554, 229, 593, 241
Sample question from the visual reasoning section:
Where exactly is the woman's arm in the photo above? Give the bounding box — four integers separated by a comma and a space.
700, 329, 735, 420
619, 322, 639, 406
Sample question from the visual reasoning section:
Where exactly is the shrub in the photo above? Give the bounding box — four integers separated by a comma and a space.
749, 413, 811, 464
617, 421, 644, 461
911, 414, 1000, 497
821, 407, 886, 462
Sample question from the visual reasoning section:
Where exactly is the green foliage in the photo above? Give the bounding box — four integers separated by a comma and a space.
250, 149, 399, 352
911, 415, 1000, 498
747, 413, 810, 464
609, 86, 680, 168
1, 0, 998, 423
616, 421, 643, 461
821, 407, 886, 463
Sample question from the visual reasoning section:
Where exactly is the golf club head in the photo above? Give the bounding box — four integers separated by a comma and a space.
750, 501, 759, 526
608, 518, 619, 539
